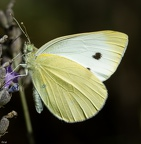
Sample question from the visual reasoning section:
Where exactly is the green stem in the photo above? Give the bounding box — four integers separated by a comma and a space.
19, 80, 35, 144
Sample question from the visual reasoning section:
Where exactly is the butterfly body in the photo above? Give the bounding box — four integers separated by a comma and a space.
24, 30, 128, 122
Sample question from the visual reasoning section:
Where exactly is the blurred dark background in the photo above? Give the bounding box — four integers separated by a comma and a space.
0, 0, 141, 144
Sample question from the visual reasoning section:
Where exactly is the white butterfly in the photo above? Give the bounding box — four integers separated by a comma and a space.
24, 30, 128, 122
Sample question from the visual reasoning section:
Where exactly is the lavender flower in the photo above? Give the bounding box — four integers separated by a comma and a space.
4, 65, 19, 92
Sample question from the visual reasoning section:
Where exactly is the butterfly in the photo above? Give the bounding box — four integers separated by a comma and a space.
23, 30, 128, 123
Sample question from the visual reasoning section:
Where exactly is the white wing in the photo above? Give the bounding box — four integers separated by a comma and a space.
36, 31, 128, 81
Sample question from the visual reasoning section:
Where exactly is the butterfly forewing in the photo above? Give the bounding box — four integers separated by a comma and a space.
29, 54, 107, 122
36, 31, 128, 81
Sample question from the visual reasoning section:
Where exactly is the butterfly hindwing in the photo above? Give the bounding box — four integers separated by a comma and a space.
29, 54, 107, 122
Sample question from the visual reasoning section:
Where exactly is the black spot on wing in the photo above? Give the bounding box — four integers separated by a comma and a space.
87, 67, 91, 70
92, 52, 102, 60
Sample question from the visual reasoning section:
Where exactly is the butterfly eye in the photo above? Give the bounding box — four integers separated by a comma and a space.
92, 52, 102, 60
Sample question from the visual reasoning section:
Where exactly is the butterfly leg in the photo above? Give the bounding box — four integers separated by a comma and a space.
11, 64, 28, 77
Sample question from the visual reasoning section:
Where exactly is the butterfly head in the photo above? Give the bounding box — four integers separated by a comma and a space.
24, 42, 37, 54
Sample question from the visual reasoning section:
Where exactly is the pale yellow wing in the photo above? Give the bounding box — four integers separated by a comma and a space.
29, 53, 107, 122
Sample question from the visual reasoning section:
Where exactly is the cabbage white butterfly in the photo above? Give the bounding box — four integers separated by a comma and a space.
22, 30, 128, 123
11, 15, 128, 123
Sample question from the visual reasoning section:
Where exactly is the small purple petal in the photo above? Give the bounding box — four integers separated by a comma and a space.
4, 65, 19, 89
6, 65, 12, 73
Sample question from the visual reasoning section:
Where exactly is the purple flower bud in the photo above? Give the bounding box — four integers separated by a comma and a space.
0, 88, 11, 107
8, 83, 19, 93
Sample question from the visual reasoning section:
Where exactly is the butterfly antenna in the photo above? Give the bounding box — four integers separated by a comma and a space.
10, 13, 31, 43
20, 22, 30, 42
